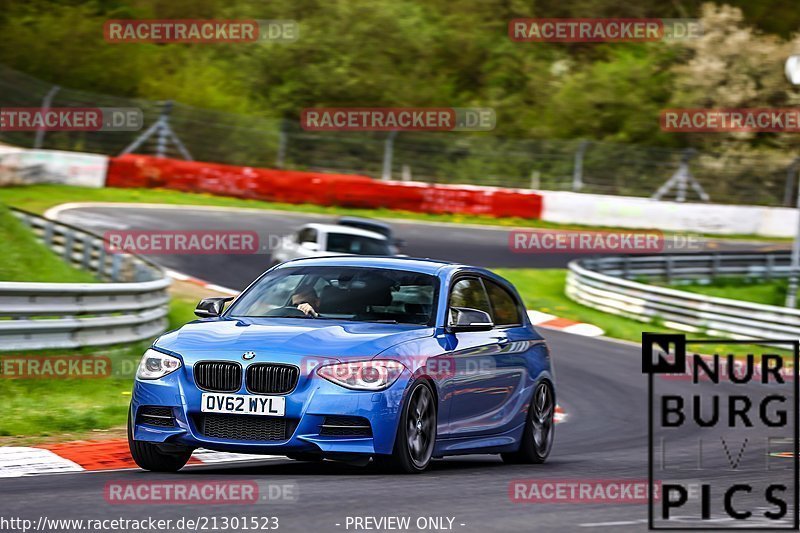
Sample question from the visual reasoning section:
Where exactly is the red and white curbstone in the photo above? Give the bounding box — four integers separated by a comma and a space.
166, 269, 239, 296
527, 310, 604, 337
0, 406, 568, 477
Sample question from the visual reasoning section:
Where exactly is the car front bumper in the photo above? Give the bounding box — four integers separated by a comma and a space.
130, 368, 411, 456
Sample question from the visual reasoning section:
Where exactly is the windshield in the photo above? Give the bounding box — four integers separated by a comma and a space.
228, 266, 438, 325
327, 233, 390, 255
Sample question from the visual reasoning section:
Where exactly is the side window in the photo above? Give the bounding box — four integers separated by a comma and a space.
448, 278, 492, 322
484, 279, 523, 326
297, 228, 317, 244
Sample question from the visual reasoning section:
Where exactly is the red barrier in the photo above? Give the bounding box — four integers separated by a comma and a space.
106, 155, 543, 219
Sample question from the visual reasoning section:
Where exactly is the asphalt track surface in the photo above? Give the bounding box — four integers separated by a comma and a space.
51, 204, 787, 290
0, 205, 794, 532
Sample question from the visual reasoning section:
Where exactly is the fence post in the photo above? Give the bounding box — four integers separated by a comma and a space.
381, 130, 398, 181
652, 148, 709, 202
530, 170, 541, 189
120, 100, 192, 160
33, 85, 60, 149
572, 140, 588, 191
784, 157, 800, 207
401, 164, 412, 182
155, 101, 172, 158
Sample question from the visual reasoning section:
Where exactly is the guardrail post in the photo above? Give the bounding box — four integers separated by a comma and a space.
82, 235, 92, 270
96, 241, 107, 278
622, 256, 630, 279
44, 222, 54, 248
665, 256, 673, 283
711, 254, 720, 279
63, 229, 74, 263
766, 254, 774, 281
111, 254, 122, 282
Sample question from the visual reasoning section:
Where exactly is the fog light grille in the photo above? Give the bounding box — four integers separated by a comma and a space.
137, 406, 175, 427
320, 416, 372, 437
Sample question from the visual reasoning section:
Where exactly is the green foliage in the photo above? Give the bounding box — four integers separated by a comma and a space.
2, 1, 800, 172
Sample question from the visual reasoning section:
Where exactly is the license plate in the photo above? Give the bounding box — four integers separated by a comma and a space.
201, 393, 285, 417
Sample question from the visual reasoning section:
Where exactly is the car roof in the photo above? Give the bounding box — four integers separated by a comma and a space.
303, 223, 388, 240
337, 216, 393, 232
275, 255, 459, 275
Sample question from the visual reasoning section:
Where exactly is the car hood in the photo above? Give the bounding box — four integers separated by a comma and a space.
154, 317, 434, 365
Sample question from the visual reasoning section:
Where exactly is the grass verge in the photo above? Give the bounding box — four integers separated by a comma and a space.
663, 277, 788, 307
0, 203, 96, 283
0, 295, 201, 444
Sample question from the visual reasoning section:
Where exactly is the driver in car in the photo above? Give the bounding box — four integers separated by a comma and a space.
291, 287, 320, 317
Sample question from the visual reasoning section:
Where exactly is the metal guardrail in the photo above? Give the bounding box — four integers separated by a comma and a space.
3, 208, 170, 350
567, 252, 800, 339
583, 252, 794, 283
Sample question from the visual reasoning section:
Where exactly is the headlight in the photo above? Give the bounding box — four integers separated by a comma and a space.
317, 360, 405, 390
136, 349, 182, 380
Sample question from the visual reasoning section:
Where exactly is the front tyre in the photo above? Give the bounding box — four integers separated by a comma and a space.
502, 380, 554, 464
128, 410, 192, 472
375, 380, 436, 474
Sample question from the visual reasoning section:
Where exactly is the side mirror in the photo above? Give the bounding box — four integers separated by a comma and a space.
446, 307, 494, 333
195, 297, 234, 318
300, 241, 320, 252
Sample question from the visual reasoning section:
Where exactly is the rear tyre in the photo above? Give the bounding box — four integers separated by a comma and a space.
501, 380, 554, 464
128, 410, 192, 472
375, 380, 437, 474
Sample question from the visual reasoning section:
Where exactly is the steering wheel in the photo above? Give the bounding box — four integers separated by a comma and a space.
263, 306, 313, 318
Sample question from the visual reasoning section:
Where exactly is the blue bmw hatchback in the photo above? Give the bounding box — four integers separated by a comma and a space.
129, 256, 555, 473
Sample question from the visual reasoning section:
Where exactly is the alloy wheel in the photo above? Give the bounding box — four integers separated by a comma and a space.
531, 381, 554, 457
406, 384, 435, 468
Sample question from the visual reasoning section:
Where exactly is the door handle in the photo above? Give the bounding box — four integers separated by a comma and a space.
491, 336, 510, 345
